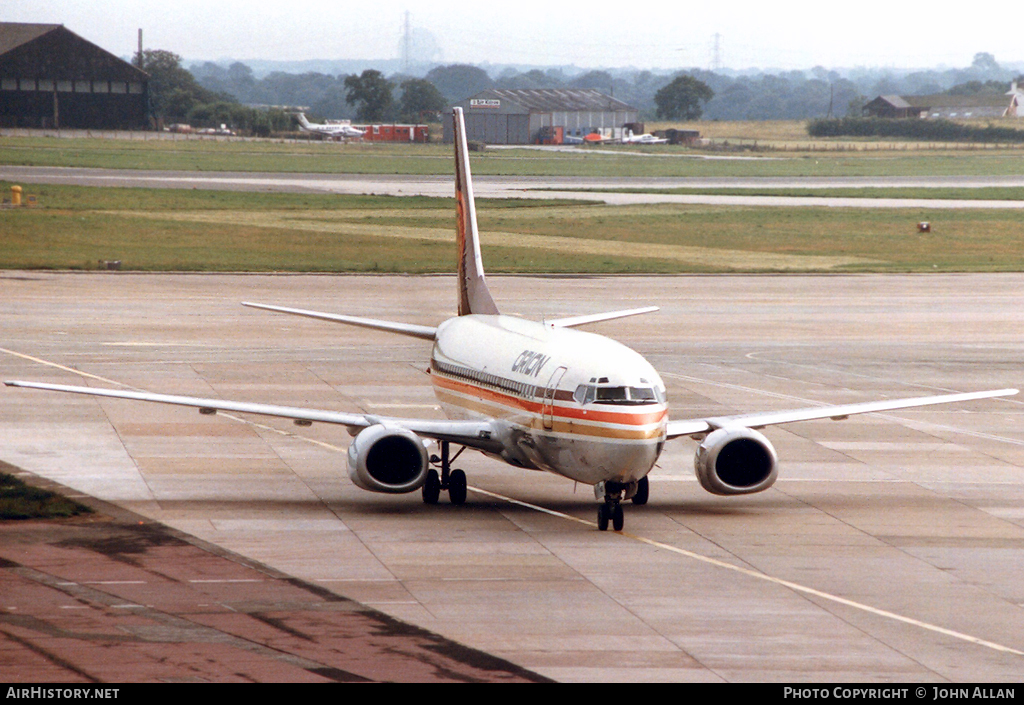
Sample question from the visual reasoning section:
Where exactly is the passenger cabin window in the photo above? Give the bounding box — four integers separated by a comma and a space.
574, 384, 665, 406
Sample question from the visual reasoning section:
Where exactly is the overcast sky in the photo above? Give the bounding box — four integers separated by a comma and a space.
5, 0, 1021, 72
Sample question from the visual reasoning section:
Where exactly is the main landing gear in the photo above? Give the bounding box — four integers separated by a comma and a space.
423, 440, 467, 506
595, 476, 649, 532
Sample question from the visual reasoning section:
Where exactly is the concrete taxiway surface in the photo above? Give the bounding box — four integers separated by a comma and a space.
4, 165, 1024, 209
2, 272, 1023, 682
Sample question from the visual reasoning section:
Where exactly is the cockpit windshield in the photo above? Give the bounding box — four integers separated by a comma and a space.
595, 386, 628, 402
574, 384, 665, 406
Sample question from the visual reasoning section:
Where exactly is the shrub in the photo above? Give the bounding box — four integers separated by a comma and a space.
807, 117, 1024, 143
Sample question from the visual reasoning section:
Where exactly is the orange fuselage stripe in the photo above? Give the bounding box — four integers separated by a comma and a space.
432, 373, 667, 433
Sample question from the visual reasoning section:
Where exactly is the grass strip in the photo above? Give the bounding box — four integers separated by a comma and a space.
3, 135, 1024, 178
4, 182, 1024, 274
0, 471, 92, 520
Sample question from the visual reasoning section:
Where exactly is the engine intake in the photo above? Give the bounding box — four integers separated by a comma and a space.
694, 427, 778, 495
347, 424, 429, 493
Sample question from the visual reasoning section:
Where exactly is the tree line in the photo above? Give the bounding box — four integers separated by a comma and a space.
140, 50, 292, 134
145, 47, 1022, 133
190, 60, 720, 124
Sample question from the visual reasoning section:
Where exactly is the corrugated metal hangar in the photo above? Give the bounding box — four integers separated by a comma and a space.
0, 23, 149, 129
445, 89, 639, 145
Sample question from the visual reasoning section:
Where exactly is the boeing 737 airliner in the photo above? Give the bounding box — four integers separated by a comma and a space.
6, 108, 1017, 531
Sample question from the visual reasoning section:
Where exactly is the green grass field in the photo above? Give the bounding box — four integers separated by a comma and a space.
2, 132, 1024, 178
3, 181, 1022, 273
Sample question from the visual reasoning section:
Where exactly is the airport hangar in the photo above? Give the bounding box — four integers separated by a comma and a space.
444, 88, 638, 145
0, 22, 149, 130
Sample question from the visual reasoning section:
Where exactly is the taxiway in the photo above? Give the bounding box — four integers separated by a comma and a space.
2, 272, 1023, 682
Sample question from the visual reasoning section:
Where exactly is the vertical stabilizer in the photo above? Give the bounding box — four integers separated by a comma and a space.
453, 107, 500, 316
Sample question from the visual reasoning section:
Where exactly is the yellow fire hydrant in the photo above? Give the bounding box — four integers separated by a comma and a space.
11, 185, 22, 207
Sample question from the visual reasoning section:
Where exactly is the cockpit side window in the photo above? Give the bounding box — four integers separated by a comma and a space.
574, 384, 596, 405
628, 386, 657, 402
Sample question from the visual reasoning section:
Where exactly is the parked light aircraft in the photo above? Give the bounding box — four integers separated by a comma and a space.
293, 112, 365, 140
621, 129, 668, 144
5, 108, 1018, 531
564, 130, 611, 145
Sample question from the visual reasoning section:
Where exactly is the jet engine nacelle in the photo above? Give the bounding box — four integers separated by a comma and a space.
694, 427, 778, 496
347, 424, 429, 493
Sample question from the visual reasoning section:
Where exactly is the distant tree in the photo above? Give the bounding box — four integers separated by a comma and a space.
344, 70, 395, 122
161, 89, 199, 123
425, 64, 494, 103
948, 80, 1008, 95
397, 79, 446, 122
654, 75, 714, 120
142, 49, 221, 122
569, 70, 615, 90
227, 62, 255, 87
497, 69, 564, 90
971, 52, 1000, 74
310, 81, 352, 121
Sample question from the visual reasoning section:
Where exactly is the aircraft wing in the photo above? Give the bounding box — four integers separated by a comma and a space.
4, 380, 499, 451
666, 388, 1018, 440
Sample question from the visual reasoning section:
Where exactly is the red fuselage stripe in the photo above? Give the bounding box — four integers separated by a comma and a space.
431, 372, 667, 427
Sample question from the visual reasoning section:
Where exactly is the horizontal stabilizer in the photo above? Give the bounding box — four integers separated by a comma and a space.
242, 302, 437, 340
547, 306, 659, 328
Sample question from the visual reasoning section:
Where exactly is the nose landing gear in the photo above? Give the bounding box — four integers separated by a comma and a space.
595, 477, 648, 531
597, 501, 624, 532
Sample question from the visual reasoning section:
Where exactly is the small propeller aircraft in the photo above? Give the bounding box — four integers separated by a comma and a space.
293, 112, 365, 140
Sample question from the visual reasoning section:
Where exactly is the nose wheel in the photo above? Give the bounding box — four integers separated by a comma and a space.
595, 477, 649, 531
595, 480, 636, 531
423, 441, 467, 506
597, 501, 624, 532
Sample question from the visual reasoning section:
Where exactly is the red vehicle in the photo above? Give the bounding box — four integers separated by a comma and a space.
357, 124, 429, 143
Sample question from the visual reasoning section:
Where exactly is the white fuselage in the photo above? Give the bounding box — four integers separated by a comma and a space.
296, 114, 364, 139
430, 314, 668, 485
305, 126, 363, 138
